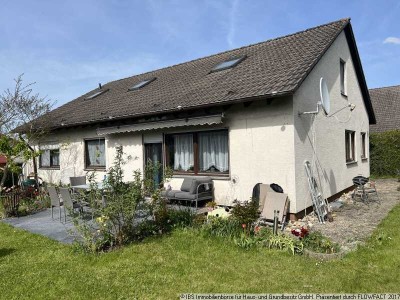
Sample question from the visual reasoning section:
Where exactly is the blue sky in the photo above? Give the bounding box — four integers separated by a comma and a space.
1, 0, 399, 108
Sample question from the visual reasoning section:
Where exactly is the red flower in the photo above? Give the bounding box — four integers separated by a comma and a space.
242, 224, 247, 229
254, 226, 260, 233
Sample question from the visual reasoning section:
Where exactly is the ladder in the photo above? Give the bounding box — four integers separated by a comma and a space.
304, 161, 329, 223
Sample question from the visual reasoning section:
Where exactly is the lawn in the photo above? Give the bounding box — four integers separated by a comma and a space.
1, 205, 400, 299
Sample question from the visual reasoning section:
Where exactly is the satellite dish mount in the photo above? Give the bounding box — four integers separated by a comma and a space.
299, 77, 330, 116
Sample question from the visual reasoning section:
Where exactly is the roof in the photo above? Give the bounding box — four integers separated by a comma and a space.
36, 18, 375, 130
369, 85, 400, 132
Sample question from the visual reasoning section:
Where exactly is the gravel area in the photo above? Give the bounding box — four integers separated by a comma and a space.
289, 179, 400, 252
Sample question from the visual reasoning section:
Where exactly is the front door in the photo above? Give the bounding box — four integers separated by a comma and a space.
144, 143, 163, 188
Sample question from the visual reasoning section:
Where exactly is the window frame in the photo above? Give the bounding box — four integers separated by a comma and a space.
39, 149, 60, 169
210, 56, 246, 73
164, 129, 230, 177
361, 132, 367, 160
340, 59, 347, 96
84, 138, 106, 170
345, 130, 356, 163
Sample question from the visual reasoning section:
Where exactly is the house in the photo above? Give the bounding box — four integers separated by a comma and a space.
369, 85, 400, 133
24, 18, 376, 217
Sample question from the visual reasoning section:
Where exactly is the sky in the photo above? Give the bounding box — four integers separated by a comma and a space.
0, 0, 399, 108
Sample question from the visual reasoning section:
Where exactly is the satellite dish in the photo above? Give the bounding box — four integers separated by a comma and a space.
320, 77, 330, 115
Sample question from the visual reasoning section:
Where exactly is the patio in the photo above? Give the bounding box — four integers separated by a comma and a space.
2, 209, 77, 244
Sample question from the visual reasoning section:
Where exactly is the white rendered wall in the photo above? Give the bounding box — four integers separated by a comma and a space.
293, 31, 371, 213
163, 98, 295, 208
29, 98, 296, 210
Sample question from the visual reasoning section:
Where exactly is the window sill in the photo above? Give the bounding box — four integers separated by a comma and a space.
341, 92, 348, 98
84, 167, 106, 172
361, 157, 368, 161
39, 167, 60, 170
172, 173, 230, 180
346, 160, 357, 165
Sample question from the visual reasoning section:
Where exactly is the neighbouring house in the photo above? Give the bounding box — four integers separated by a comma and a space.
24, 18, 376, 217
369, 85, 400, 133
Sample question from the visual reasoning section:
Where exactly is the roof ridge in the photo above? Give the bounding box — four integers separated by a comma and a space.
103, 18, 351, 86
369, 84, 400, 90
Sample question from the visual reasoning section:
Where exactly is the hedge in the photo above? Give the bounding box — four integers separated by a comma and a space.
370, 129, 400, 177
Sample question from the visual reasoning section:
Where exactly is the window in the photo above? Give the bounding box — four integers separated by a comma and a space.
165, 130, 229, 175
40, 149, 60, 169
340, 59, 346, 95
211, 56, 246, 73
85, 139, 106, 169
361, 132, 367, 159
128, 77, 156, 91
85, 89, 109, 100
345, 130, 355, 163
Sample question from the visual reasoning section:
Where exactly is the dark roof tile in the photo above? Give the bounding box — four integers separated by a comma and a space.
41, 18, 352, 129
369, 85, 400, 132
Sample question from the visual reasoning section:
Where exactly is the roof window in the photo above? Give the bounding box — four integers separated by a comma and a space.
128, 77, 156, 91
211, 56, 246, 72
85, 89, 109, 100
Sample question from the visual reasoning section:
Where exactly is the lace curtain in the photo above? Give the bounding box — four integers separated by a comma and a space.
173, 134, 194, 171
87, 139, 105, 166
198, 131, 229, 172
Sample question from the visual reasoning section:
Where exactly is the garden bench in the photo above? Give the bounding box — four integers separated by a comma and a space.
161, 177, 213, 208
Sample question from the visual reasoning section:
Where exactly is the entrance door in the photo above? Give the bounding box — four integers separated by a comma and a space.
144, 143, 163, 188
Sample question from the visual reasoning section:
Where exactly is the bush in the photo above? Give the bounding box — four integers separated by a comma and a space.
370, 130, 400, 177
72, 146, 194, 253
200, 217, 243, 239
302, 231, 340, 254
230, 199, 260, 228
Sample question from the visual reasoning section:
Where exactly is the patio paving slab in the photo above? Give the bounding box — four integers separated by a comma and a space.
1, 208, 77, 244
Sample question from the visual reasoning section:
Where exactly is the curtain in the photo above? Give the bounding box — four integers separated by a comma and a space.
51, 150, 60, 166
198, 131, 229, 172
173, 134, 193, 171
87, 139, 105, 166
41, 150, 50, 167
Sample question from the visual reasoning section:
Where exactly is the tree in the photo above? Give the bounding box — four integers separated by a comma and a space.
0, 74, 54, 190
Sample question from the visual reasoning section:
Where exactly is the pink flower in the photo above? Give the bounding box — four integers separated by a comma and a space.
242, 224, 247, 229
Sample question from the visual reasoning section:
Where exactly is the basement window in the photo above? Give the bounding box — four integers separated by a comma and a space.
211, 56, 246, 72
128, 77, 156, 91
85, 89, 109, 100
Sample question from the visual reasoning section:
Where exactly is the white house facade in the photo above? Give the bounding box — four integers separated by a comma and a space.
24, 19, 375, 216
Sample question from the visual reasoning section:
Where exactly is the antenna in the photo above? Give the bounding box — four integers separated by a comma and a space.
298, 77, 330, 116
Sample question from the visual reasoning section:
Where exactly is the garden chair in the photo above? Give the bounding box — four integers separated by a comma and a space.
59, 188, 83, 223
48, 186, 62, 221
69, 176, 86, 187
258, 184, 289, 230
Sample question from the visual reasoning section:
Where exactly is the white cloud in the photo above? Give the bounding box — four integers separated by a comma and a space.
227, 0, 240, 48
383, 37, 400, 44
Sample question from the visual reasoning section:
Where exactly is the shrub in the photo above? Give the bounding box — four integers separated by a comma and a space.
265, 233, 304, 255
302, 231, 340, 254
370, 130, 400, 177
72, 146, 192, 253
200, 217, 242, 239
230, 199, 260, 229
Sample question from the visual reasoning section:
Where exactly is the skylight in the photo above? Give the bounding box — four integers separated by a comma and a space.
128, 77, 156, 91
211, 56, 246, 72
85, 89, 109, 100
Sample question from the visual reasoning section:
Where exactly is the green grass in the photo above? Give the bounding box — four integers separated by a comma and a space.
1, 205, 400, 299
